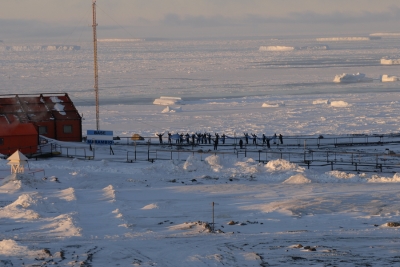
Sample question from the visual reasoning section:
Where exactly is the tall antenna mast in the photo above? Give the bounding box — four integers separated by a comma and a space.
92, 0, 100, 130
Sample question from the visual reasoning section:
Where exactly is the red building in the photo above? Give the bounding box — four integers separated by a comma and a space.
0, 123, 38, 155
0, 94, 82, 150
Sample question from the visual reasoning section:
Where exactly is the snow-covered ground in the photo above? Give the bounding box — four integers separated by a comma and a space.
1, 36, 400, 266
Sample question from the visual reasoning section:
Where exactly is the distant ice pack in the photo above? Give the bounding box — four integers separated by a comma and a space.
259, 45, 329, 52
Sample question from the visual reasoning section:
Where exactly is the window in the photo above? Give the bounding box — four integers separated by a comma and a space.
38, 126, 48, 135
0, 138, 3, 145
64, 125, 72, 133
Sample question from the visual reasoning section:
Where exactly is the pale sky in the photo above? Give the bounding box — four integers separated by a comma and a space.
1, 0, 400, 41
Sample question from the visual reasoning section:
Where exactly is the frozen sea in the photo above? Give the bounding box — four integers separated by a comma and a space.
1, 36, 400, 266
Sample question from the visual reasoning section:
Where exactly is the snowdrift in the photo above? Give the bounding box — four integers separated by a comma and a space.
333, 73, 373, 83
153, 96, 183, 105
317, 37, 381, 41
0, 45, 80, 51
381, 58, 400, 65
381, 74, 399, 82
259, 45, 328, 52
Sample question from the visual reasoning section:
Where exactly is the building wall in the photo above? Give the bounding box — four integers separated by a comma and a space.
0, 124, 38, 155
55, 120, 82, 141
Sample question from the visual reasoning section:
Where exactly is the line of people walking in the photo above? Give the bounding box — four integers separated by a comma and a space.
155, 131, 283, 150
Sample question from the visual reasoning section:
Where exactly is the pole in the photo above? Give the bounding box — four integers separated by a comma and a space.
92, 0, 100, 130
212, 202, 215, 233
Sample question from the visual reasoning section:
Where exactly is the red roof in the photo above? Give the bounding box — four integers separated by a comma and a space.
0, 93, 81, 123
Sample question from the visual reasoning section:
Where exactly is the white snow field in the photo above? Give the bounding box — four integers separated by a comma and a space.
316, 37, 381, 41
1, 36, 400, 266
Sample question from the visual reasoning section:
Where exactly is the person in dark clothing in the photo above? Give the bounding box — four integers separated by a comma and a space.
221, 134, 226, 144
179, 133, 184, 144
184, 133, 189, 144
157, 133, 164, 144
262, 134, 266, 144
213, 138, 218, 150
191, 134, 195, 144
279, 134, 283, 144
239, 139, 243, 149
244, 133, 249, 144
196, 133, 201, 144
266, 138, 270, 148
252, 133, 257, 145
168, 132, 172, 144
207, 133, 212, 144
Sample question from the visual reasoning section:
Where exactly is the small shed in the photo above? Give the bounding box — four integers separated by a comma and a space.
0, 123, 38, 155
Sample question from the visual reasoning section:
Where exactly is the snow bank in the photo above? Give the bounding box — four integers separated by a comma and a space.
367, 173, 400, 183
205, 155, 223, 172
313, 99, 330, 105
316, 37, 381, 41
0, 193, 42, 220
282, 174, 311, 184
381, 58, 400, 65
265, 159, 304, 173
0, 239, 38, 257
162, 106, 182, 113
333, 73, 373, 83
259, 45, 328, 52
0, 45, 80, 51
262, 102, 285, 108
381, 74, 399, 82
153, 96, 183, 105
183, 155, 204, 172
330, 100, 351, 107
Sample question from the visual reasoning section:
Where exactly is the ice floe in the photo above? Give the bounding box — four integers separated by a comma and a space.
333, 73, 373, 83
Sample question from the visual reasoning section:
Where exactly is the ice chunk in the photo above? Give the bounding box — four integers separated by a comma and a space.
330, 100, 351, 107
161, 106, 182, 113
381, 74, 399, 82
381, 58, 400, 65
333, 73, 373, 83
153, 96, 183, 105
313, 99, 330, 105
262, 102, 285, 108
